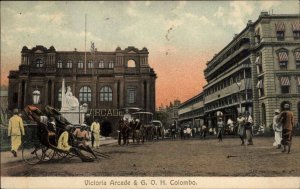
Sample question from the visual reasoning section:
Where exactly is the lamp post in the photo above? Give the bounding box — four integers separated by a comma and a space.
236, 81, 242, 115
32, 89, 40, 105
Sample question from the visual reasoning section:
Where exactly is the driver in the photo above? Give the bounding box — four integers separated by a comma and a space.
57, 125, 94, 162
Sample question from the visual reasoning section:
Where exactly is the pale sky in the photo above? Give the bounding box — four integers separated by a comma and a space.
1, 1, 299, 106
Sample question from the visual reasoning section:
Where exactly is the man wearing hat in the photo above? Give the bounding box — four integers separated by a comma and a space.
8, 109, 25, 157
272, 109, 282, 149
277, 104, 295, 153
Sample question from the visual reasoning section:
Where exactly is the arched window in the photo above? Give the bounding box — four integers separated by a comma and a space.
57, 60, 63, 68
79, 86, 91, 102
36, 59, 43, 68
100, 86, 112, 102
127, 60, 136, 68
58, 88, 62, 101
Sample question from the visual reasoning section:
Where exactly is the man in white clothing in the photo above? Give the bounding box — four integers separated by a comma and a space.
272, 109, 282, 149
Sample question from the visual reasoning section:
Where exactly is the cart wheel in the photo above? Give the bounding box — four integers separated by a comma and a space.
22, 141, 43, 165
41, 147, 55, 162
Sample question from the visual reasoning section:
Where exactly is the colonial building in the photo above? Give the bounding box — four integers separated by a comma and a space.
8, 45, 157, 135
178, 93, 204, 128
190, 12, 300, 130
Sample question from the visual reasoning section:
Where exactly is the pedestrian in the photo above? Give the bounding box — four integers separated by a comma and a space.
272, 109, 282, 149
201, 124, 207, 139
244, 111, 254, 145
237, 113, 246, 145
186, 127, 191, 139
8, 109, 25, 157
277, 104, 295, 153
91, 118, 101, 148
217, 117, 224, 141
227, 117, 234, 134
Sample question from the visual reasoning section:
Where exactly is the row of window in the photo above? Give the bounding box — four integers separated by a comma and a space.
257, 76, 300, 97
58, 86, 136, 103
34, 59, 138, 69
57, 60, 114, 69
205, 69, 251, 97
255, 22, 300, 42
204, 90, 253, 112
256, 50, 300, 74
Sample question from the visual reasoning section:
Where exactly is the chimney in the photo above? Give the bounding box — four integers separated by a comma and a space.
260, 11, 269, 17
74, 48, 77, 52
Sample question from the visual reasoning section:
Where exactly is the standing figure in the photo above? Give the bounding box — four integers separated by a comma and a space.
278, 104, 295, 153
227, 117, 234, 134
237, 113, 246, 145
272, 109, 282, 149
244, 111, 254, 145
8, 109, 25, 157
217, 117, 224, 142
91, 118, 101, 148
201, 124, 207, 139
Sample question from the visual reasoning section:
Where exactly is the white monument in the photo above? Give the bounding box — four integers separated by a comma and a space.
60, 78, 88, 124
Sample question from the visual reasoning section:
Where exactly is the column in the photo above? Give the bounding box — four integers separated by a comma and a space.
23, 81, 27, 106
113, 82, 118, 108
140, 80, 144, 109
120, 79, 124, 107
92, 76, 97, 108
44, 79, 49, 106
18, 82, 22, 109
51, 80, 55, 106
146, 81, 150, 111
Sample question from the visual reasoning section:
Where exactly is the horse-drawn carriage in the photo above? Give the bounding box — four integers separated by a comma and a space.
118, 108, 159, 145
21, 105, 111, 165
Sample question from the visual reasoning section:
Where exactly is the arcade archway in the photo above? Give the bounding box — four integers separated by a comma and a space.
101, 121, 112, 136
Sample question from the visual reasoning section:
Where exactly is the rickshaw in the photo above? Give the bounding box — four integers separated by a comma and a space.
21, 105, 111, 165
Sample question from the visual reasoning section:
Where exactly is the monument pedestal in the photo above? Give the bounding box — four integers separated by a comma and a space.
60, 109, 87, 125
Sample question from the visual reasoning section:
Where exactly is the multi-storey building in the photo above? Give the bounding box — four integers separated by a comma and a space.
8, 45, 157, 135
179, 12, 300, 130
178, 93, 204, 128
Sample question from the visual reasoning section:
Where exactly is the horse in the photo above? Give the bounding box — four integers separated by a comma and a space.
118, 119, 130, 145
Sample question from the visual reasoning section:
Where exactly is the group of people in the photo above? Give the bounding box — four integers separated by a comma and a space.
7, 108, 102, 158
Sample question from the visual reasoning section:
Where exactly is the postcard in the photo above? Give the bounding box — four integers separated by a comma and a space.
1, 1, 300, 189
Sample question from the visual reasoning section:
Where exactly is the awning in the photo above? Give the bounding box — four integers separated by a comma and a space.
295, 51, 300, 61
256, 80, 263, 89
292, 22, 300, 31
297, 76, 300, 85
275, 22, 285, 32
278, 52, 288, 62
280, 77, 290, 86
255, 56, 261, 65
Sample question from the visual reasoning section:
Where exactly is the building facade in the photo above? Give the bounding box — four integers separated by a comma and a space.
8, 45, 157, 135
178, 93, 204, 129
179, 12, 300, 130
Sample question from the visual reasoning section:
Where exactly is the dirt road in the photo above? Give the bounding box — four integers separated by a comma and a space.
1, 136, 299, 176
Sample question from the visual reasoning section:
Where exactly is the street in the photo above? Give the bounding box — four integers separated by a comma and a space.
1, 136, 300, 177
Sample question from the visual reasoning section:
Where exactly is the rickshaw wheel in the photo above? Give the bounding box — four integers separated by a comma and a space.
41, 147, 55, 162
22, 141, 43, 165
